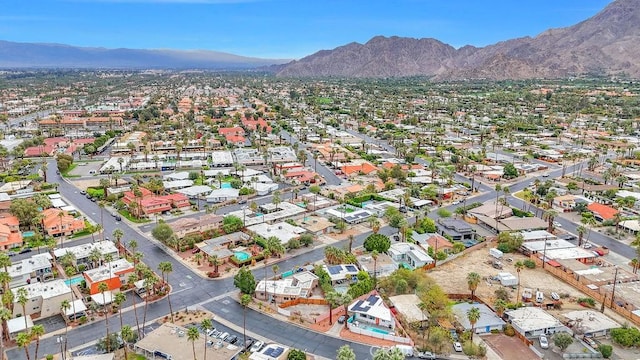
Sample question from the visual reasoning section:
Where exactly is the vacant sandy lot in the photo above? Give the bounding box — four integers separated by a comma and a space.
429, 244, 587, 304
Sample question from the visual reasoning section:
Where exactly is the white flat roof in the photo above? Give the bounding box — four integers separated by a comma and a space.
521, 239, 575, 252
65, 299, 88, 316
248, 222, 306, 244
12, 279, 71, 300
7, 316, 34, 334
506, 307, 562, 332
563, 310, 620, 334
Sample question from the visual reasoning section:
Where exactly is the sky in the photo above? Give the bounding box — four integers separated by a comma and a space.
0, 0, 613, 59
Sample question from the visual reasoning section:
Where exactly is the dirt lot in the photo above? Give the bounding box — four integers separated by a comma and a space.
429, 245, 587, 304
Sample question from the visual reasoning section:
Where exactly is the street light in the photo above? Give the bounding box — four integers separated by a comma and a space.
57, 335, 67, 360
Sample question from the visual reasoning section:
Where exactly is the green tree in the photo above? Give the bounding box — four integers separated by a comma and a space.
496, 232, 524, 253
363, 234, 391, 253
98, 282, 111, 352
9, 198, 39, 229
113, 291, 128, 359
151, 222, 175, 246
467, 272, 481, 299
121, 325, 135, 358
222, 215, 244, 233
112, 228, 124, 248
598, 344, 613, 358
287, 348, 306, 360
553, 333, 573, 351
17, 287, 29, 330
234, 267, 257, 295
503, 163, 519, 179
336, 344, 356, 360
373, 347, 405, 360
436, 208, 452, 218
467, 306, 481, 341
187, 326, 200, 360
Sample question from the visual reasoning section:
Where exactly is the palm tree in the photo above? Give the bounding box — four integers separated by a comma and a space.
187, 326, 200, 360
158, 261, 174, 322
113, 291, 128, 358
467, 306, 481, 341
0, 306, 11, 358
128, 239, 138, 257
112, 228, 124, 249
17, 287, 29, 330
0, 272, 10, 296
262, 249, 271, 300
347, 235, 354, 253
271, 264, 280, 308
16, 332, 31, 360
544, 209, 558, 233
576, 225, 587, 247
241, 294, 252, 350
30, 324, 45, 360
0, 253, 11, 274
336, 345, 356, 360
371, 250, 379, 287
368, 217, 381, 234
142, 272, 157, 334
201, 318, 213, 360
515, 261, 524, 302
121, 325, 134, 358
97, 282, 110, 352
467, 272, 481, 299
494, 299, 507, 318
127, 273, 142, 338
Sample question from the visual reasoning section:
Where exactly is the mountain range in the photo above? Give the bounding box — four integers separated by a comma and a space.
1, 0, 639, 79
0, 40, 290, 69
276, 0, 640, 79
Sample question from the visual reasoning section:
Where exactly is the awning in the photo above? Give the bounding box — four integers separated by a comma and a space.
64, 299, 88, 316
91, 291, 114, 305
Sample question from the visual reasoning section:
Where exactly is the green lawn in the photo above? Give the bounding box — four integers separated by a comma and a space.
119, 209, 151, 223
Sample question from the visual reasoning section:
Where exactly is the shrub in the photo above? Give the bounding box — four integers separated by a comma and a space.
504, 324, 515, 336
523, 259, 536, 269
577, 297, 596, 307
610, 326, 640, 347
598, 344, 613, 358
363, 234, 391, 253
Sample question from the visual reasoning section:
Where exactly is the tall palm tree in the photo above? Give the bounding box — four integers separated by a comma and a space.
30, 324, 45, 360
15, 332, 31, 360
60, 300, 70, 355
371, 250, 379, 287
127, 273, 142, 338
142, 271, 157, 334
241, 294, 251, 351
368, 217, 381, 234
271, 264, 279, 308
347, 235, 354, 253
17, 287, 29, 330
576, 225, 587, 247
121, 325, 134, 358
158, 261, 174, 322
467, 306, 481, 341
128, 239, 138, 257
201, 318, 213, 360
0, 306, 12, 359
0, 254, 11, 274
467, 272, 481, 299
0, 272, 10, 296
187, 326, 200, 360
262, 249, 271, 300
112, 229, 124, 249
515, 261, 524, 302
97, 282, 110, 352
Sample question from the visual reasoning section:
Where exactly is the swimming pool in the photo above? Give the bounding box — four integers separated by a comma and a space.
234, 251, 251, 261
22, 231, 35, 238
362, 325, 390, 335
221, 182, 232, 189
64, 276, 84, 286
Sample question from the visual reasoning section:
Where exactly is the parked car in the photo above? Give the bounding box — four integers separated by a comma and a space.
244, 338, 254, 349
583, 243, 593, 249
80, 190, 87, 195
551, 292, 560, 301
115, 215, 122, 221
19, 248, 32, 254
539, 334, 549, 349
415, 352, 436, 359
206, 328, 216, 337
453, 342, 463, 352
218, 332, 229, 341
337, 315, 346, 324
553, 221, 562, 228
583, 336, 599, 349
227, 335, 238, 344
250, 340, 264, 353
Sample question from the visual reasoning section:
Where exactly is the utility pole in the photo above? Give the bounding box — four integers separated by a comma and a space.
610, 266, 619, 308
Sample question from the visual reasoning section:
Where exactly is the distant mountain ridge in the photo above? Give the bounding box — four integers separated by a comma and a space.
0, 40, 290, 69
277, 0, 640, 79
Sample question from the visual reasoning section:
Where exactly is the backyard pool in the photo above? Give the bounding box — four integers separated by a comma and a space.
22, 231, 35, 238
361, 325, 391, 335
64, 276, 84, 286
234, 251, 251, 261
221, 182, 232, 189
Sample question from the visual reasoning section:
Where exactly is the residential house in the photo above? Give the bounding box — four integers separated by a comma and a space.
413, 232, 455, 255
255, 271, 319, 303
0, 192, 11, 214
8, 254, 54, 289
123, 187, 190, 217
41, 208, 86, 237
436, 218, 475, 242
53, 241, 119, 270
587, 202, 619, 222
0, 215, 23, 250
452, 302, 505, 334
83, 258, 135, 295
387, 243, 433, 269
169, 214, 223, 239
347, 293, 395, 330
7, 316, 34, 340
563, 310, 620, 338
12, 279, 72, 319
206, 188, 240, 203
218, 127, 245, 137
341, 162, 378, 177
553, 194, 577, 211
505, 307, 569, 337
322, 264, 360, 285
247, 222, 307, 245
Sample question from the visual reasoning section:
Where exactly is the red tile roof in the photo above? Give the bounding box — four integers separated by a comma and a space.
587, 202, 618, 221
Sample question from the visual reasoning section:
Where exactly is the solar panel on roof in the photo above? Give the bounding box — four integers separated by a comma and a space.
272, 348, 284, 356
328, 265, 342, 275
264, 348, 274, 356
367, 294, 378, 304
345, 265, 357, 272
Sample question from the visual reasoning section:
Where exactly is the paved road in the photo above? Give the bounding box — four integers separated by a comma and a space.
280, 130, 344, 186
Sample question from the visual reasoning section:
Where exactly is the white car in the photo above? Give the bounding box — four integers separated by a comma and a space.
249, 340, 264, 353
583, 243, 593, 249
453, 342, 463, 352
539, 334, 549, 349
553, 221, 562, 228
551, 292, 560, 301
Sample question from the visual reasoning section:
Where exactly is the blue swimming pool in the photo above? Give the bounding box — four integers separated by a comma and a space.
221, 182, 232, 189
234, 251, 251, 261
362, 325, 390, 334
22, 231, 35, 238
64, 276, 84, 286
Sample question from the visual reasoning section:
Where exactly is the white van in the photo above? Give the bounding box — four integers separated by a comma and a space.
536, 291, 544, 303
392, 345, 414, 357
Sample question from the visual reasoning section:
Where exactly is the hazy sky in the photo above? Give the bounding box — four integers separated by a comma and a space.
1, 0, 612, 59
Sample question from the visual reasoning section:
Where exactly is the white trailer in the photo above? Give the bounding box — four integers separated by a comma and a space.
489, 248, 504, 259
